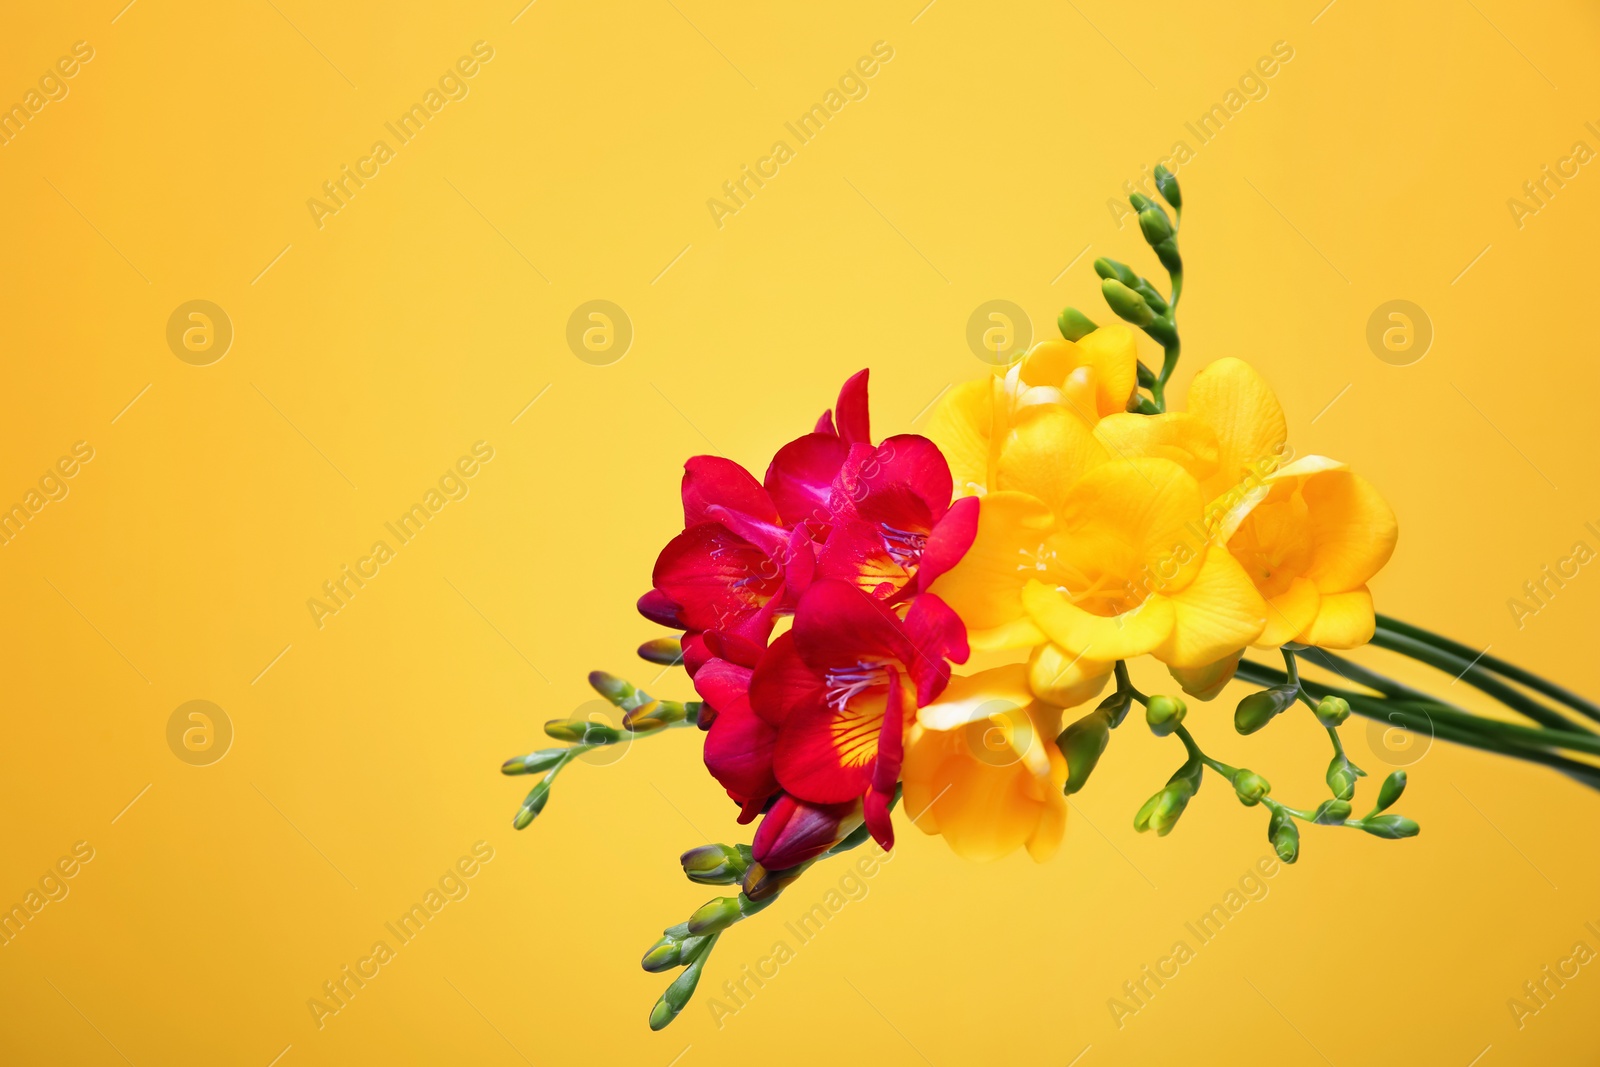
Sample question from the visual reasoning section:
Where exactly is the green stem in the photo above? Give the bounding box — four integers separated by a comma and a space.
1377, 615, 1600, 726
1368, 628, 1592, 735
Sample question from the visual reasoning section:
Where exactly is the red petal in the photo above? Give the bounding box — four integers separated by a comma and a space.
918, 495, 979, 591
772, 692, 880, 803
813, 409, 837, 436
863, 787, 895, 852
902, 593, 969, 704
652, 524, 783, 637
791, 579, 917, 671
748, 632, 824, 728
682, 456, 778, 528
835, 369, 871, 445
697, 660, 780, 807
834, 435, 951, 522
764, 433, 850, 530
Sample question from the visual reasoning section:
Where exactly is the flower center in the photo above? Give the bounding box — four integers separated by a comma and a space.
824, 662, 890, 711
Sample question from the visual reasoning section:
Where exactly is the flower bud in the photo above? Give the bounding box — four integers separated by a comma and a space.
1152, 237, 1182, 275
1145, 694, 1187, 737
1131, 278, 1169, 314
1326, 755, 1362, 802
1148, 780, 1194, 837
1313, 798, 1353, 825
1102, 278, 1155, 328
1314, 695, 1351, 728
1138, 207, 1174, 246
742, 861, 807, 903
1154, 165, 1181, 208
625, 699, 688, 732
1233, 770, 1271, 806
641, 934, 704, 972
1136, 361, 1156, 388
1374, 770, 1407, 813
751, 795, 862, 871
648, 940, 714, 1031
1097, 687, 1134, 728
1234, 685, 1298, 735
1128, 192, 1154, 212
500, 748, 564, 776
543, 718, 621, 745
588, 670, 637, 707
1058, 307, 1098, 341
637, 589, 684, 628
681, 843, 748, 885
686, 896, 742, 937
1268, 809, 1299, 863
637, 638, 684, 666
512, 780, 551, 829
1058, 709, 1111, 795
1360, 814, 1420, 839
1093, 257, 1139, 286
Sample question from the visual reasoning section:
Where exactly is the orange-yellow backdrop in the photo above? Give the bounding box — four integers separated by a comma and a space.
2, 1, 1598, 1064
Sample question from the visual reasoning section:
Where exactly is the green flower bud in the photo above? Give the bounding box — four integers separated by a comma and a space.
1268, 808, 1299, 863
686, 896, 742, 936
1131, 278, 1169, 314
1233, 770, 1271, 806
1234, 685, 1298, 735
1360, 814, 1420, 839
1138, 207, 1174, 246
1374, 770, 1408, 813
1136, 361, 1156, 388
1058, 307, 1098, 341
1326, 754, 1365, 801
1313, 798, 1353, 825
1148, 780, 1194, 837
1128, 192, 1154, 212
641, 934, 705, 972
588, 670, 637, 706
1058, 709, 1111, 795
512, 779, 551, 829
1144, 694, 1187, 737
500, 748, 564, 776
1097, 687, 1134, 728
543, 718, 621, 745
636, 638, 684, 666
1102, 278, 1154, 328
1152, 238, 1182, 275
1093, 257, 1139, 287
648, 936, 715, 1031
1154, 165, 1181, 208
626, 699, 688, 732
1314, 695, 1351, 728
681, 844, 748, 885
1133, 789, 1163, 833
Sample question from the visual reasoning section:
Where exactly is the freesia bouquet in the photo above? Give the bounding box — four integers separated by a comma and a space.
502, 168, 1600, 1030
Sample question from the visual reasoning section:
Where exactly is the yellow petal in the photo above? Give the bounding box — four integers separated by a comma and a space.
1255, 575, 1321, 649
1025, 790, 1068, 862
1022, 578, 1175, 661
1074, 324, 1140, 416
1054, 457, 1207, 596
1018, 338, 1080, 387
918, 665, 1034, 730
1094, 412, 1220, 483
995, 405, 1108, 515
928, 491, 1055, 633
967, 617, 1047, 651
1168, 652, 1242, 702
1186, 357, 1288, 502
1297, 586, 1376, 648
1154, 547, 1268, 669
1302, 470, 1399, 592
1027, 645, 1114, 708
925, 379, 995, 497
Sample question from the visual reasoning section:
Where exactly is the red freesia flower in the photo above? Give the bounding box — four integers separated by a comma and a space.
751, 579, 968, 850
642, 370, 975, 860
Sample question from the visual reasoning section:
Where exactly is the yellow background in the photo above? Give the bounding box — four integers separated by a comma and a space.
2, 1, 1598, 1063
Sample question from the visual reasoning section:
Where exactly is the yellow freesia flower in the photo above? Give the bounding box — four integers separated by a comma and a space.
902, 666, 1068, 861
927, 325, 1140, 496
1182, 358, 1399, 652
